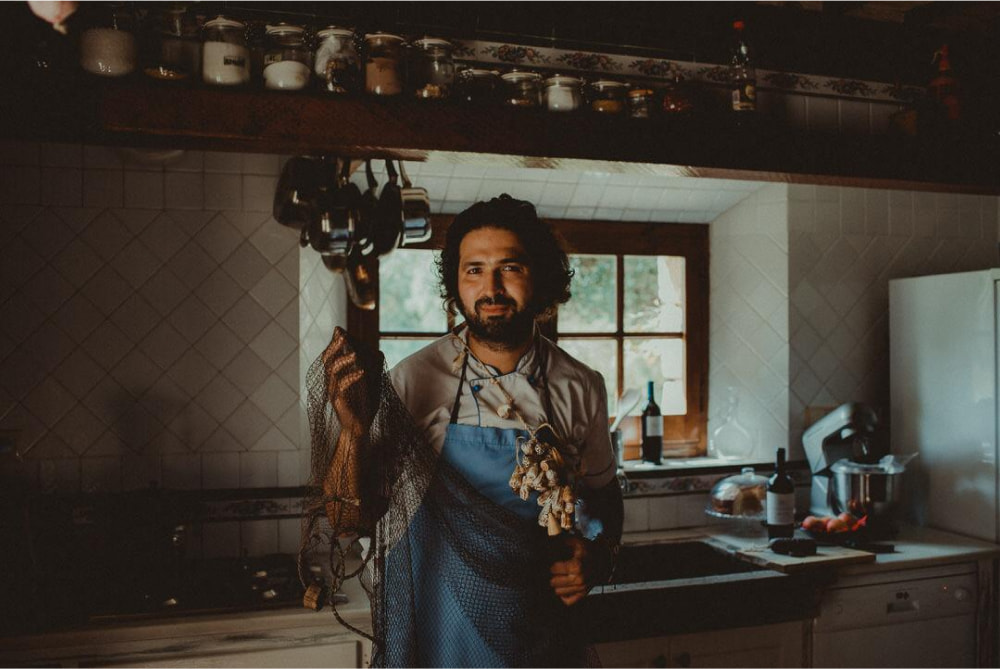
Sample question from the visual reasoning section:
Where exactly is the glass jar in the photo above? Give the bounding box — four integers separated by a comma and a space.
141, 4, 200, 81
588, 80, 629, 114
409, 37, 455, 100
202, 16, 249, 86
501, 71, 542, 108
80, 4, 137, 77
263, 24, 310, 90
542, 75, 583, 112
661, 73, 697, 115
314, 27, 359, 94
363, 33, 405, 96
456, 68, 501, 105
627, 88, 655, 119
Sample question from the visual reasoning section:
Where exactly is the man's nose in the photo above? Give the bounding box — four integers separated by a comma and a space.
486, 269, 505, 295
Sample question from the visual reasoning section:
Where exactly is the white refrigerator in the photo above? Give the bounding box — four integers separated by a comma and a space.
889, 268, 1000, 543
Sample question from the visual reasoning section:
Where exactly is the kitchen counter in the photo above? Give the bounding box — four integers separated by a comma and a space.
2, 524, 996, 667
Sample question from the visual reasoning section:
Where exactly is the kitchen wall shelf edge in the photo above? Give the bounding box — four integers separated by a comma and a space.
5, 77, 999, 195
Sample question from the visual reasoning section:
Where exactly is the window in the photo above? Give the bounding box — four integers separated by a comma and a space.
352, 218, 709, 459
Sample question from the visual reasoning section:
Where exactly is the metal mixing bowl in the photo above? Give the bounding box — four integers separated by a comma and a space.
831, 460, 903, 519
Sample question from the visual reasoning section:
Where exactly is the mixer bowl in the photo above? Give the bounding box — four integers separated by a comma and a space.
831, 461, 903, 519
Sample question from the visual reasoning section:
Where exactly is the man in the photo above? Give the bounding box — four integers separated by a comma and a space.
388, 195, 624, 663
317, 195, 623, 667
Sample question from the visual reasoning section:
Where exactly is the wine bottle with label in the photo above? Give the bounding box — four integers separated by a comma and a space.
729, 20, 756, 113
766, 447, 795, 539
640, 381, 662, 465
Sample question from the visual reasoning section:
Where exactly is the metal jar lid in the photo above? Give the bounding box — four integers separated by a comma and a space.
628, 88, 655, 98
459, 68, 499, 79
364, 32, 405, 44
501, 70, 542, 83
590, 79, 628, 91
265, 23, 305, 36
411, 37, 453, 52
543, 74, 583, 87
317, 26, 355, 39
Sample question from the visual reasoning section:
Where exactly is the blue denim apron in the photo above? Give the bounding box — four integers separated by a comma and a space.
383, 356, 560, 667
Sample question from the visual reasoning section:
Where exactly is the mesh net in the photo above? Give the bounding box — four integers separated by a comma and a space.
299, 327, 588, 667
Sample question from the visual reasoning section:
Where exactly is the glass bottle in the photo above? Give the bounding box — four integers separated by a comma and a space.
79, 3, 137, 77
729, 20, 756, 113
141, 4, 200, 81
409, 38, 455, 100
588, 80, 628, 114
543, 75, 583, 112
363, 33, 405, 96
710, 386, 753, 460
456, 68, 501, 106
501, 71, 542, 108
263, 24, 311, 90
640, 381, 662, 465
314, 27, 359, 94
661, 72, 697, 115
202, 16, 249, 86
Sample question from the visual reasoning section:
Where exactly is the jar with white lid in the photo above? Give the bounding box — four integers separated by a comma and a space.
363, 32, 405, 96
501, 71, 542, 108
628, 88, 655, 119
314, 27, 359, 94
588, 80, 629, 114
542, 74, 583, 112
263, 24, 310, 90
79, 3, 137, 77
408, 37, 455, 100
202, 16, 249, 86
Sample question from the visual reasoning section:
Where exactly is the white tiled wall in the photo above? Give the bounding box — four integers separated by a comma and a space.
708, 184, 791, 463
787, 184, 999, 451
0, 142, 319, 502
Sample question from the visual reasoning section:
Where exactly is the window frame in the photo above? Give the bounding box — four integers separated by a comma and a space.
349, 215, 709, 458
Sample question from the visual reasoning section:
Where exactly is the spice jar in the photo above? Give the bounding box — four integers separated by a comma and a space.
202, 16, 249, 86
628, 88, 655, 119
364, 33, 405, 96
263, 24, 310, 90
588, 80, 629, 114
408, 38, 455, 100
456, 68, 501, 105
661, 73, 697, 115
501, 71, 542, 108
314, 27, 359, 94
543, 75, 583, 112
80, 3, 137, 77
141, 4, 200, 81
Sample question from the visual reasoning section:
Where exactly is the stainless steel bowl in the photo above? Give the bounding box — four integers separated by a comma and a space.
831, 461, 903, 519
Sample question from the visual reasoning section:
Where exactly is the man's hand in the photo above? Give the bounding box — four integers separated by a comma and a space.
548, 536, 591, 607
322, 327, 374, 438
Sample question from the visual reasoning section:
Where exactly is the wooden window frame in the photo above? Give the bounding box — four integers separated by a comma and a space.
349, 215, 709, 458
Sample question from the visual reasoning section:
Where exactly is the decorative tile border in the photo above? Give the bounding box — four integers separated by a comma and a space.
623, 463, 810, 497
453, 39, 924, 104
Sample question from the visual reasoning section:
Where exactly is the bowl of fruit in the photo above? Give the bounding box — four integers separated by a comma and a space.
800, 512, 868, 545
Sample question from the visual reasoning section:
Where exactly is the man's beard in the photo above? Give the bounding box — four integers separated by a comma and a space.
460, 295, 535, 350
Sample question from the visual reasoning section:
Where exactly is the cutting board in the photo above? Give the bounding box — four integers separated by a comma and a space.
703, 534, 878, 573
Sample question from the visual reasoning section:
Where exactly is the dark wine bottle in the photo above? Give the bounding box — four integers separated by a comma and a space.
766, 448, 795, 539
640, 381, 662, 465
729, 20, 756, 113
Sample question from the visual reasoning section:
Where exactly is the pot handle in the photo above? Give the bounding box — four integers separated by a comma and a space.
398, 160, 412, 189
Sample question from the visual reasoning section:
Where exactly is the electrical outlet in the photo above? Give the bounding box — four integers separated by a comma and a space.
0, 430, 19, 457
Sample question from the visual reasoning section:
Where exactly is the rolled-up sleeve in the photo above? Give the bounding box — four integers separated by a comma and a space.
580, 371, 616, 488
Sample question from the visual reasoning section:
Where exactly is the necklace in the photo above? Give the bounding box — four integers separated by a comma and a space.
451, 332, 577, 535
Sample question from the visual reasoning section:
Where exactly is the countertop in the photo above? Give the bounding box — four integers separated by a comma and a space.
2, 524, 996, 665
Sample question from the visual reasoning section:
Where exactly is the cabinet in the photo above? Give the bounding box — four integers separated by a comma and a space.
595, 621, 805, 668
94, 638, 370, 668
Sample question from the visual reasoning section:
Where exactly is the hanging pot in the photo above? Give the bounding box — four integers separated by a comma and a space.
343, 245, 377, 310
355, 159, 379, 257
398, 160, 432, 245
307, 157, 354, 256
273, 156, 321, 228
371, 159, 402, 257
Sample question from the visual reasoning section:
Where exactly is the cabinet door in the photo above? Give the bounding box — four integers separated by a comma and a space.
95, 639, 366, 668
669, 622, 804, 668
594, 636, 672, 668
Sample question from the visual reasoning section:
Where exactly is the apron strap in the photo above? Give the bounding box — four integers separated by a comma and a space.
449, 354, 468, 425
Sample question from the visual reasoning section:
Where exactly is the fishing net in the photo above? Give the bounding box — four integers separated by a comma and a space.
299, 327, 590, 667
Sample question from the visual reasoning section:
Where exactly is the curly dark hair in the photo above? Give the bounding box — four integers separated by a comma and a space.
436, 195, 574, 320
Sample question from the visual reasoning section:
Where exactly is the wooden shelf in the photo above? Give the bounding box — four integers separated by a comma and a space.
5, 75, 999, 194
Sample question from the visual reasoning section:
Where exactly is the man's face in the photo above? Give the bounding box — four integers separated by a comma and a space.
456, 227, 535, 348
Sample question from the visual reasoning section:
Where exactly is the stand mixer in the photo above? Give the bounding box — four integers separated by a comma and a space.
802, 403, 881, 517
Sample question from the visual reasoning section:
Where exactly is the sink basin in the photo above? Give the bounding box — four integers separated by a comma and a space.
611, 541, 765, 584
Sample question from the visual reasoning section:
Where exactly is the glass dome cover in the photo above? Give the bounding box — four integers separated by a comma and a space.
706, 467, 767, 519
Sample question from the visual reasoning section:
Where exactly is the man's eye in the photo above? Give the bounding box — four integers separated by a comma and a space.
503, 264, 524, 272
465, 267, 481, 274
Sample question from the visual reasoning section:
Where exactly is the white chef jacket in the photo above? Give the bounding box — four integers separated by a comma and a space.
389, 329, 616, 489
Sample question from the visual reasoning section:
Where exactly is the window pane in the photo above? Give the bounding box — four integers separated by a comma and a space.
379, 249, 447, 333
380, 338, 438, 369
623, 338, 686, 415
559, 255, 616, 333
557, 338, 617, 415
624, 256, 685, 333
